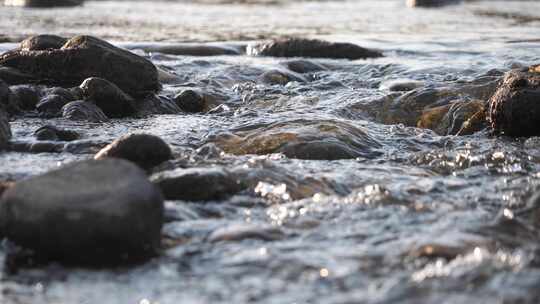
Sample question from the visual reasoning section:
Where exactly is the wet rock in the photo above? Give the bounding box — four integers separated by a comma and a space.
0, 106, 11, 150
62, 100, 108, 123
376, 87, 458, 127
0, 35, 159, 96
174, 89, 205, 113
370, 76, 496, 128
406, 0, 462, 7
79, 77, 135, 118
36, 94, 70, 117
150, 167, 245, 201
34, 125, 80, 141
282, 59, 327, 74
208, 224, 285, 242
19, 35, 67, 51
43, 87, 77, 101
0, 66, 37, 85
134, 94, 181, 116
95, 133, 172, 171
3, 0, 84, 8
248, 38, 382, 60
457, 108, 487, 136
417, 100, 485, 135
260, 69, 307, 85
489, 67, 540, 137
9, 85, 41, 111
172, 89, 224, 113
0, 158, 164, 263
210, 119, 381, 160
69, 86, 84, 100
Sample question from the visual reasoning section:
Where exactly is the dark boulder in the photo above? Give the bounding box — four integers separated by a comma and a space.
0, 158, 164, 264
19, 35, 67, 51
95, 133, 172, 171
62, 100, 108, 123
150, 167, 244, 201
0, 66, 37, 85
36, 94, 70, 117
34, 125, 80, 141
9, 85, 41, 111
488, 66, 540, 137
248, 38, 383, 60
80, 77, 135, 118
0, 35, 159, 96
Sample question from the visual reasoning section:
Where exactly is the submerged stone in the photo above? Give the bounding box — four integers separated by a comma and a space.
0, 35, 159, 96
488, 67, 540, 137
0, 159, 163, 264
80, 77, 135, 118
209, 119, 381, 160
457, 108, 486, 136
150, 167, 244, 201
62, 100, 108, 122
248, 38, 383, 60
34, 125, 80, 141
417, 100, 485, 135
95, 133, 172, 171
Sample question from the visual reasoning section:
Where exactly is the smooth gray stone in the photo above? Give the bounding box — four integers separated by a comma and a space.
0, 158, 164, 263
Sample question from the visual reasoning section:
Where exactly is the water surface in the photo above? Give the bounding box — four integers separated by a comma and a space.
1, 1, 540, 303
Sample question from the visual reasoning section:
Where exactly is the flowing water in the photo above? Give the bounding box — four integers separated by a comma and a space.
1, 0, 540, 303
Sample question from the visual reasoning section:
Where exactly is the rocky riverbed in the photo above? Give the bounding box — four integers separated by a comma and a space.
1, 0, 540, 303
